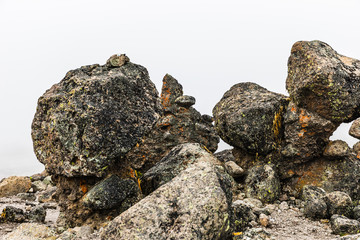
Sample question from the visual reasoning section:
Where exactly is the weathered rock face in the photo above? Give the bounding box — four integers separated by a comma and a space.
323, 140, 350, 158
140, 143, 221, 195
282, 155, 360, 200
286, 40, 360, 123
125, 74, 219, 171
349, 118, 360, 139
82, 175, 141, 210
31, 60, 162, 177
325, 191, 353, 218
301, 185, 328, 219
213, 82, 288, 156
245, 164, 280, 203
331, 215, 360, 235
282, 101, 337, 162
101, 160, 233, 240
0, 176, 31, 198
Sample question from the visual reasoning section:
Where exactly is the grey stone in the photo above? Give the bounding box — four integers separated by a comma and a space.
27, 205, 46, 223
326, 191, 353, 218
323, 140, 350, 158
225, 161, 244, 178
301, 185, 328, 219
245, 164, 280, 203
213, 82, 288, 155
232, 200, 256, 232
82, 175, 140, 210
353, 205, 360, 220
286, 40, 360, 123
0, 206, 26, 223
214, 149, 235, 163
101, 160, 233, 240
141, 143, 221, 195
174, 95, 196, 108
349, 118, 360, 139
331, 214, 360, 235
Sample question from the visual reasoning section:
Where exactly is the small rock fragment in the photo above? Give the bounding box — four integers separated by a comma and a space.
0, 176, 31, 198
225, 161, 244, 178
326, 191, 353, 217
323, 140, 350, 158
350, 118, 360, 139
331, 214, 360, 235
174, 95, 196, 108
259, 213, 270, 227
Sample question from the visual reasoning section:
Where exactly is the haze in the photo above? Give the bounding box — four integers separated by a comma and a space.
1, 0, 360, 179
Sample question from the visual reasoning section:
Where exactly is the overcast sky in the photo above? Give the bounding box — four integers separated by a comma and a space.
1, 0, 360, 178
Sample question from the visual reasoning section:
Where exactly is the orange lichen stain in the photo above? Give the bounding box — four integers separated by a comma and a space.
298, 129, 306, 137
357, 153, 360, 159
299, 110, 311, 128
161, 81, 171, 107
294, 163, 325, 194
106, 216, 113, 221
287, 169, 295, 176
233, 232, 243, 236
79, 179, 88, 194
291, 106, 296, 112
179, 127, 184, 133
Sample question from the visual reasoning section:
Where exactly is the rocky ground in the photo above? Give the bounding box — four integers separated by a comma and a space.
0, 189, 353, 239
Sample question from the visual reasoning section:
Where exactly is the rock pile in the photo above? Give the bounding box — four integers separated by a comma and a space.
11, 41, 360, 239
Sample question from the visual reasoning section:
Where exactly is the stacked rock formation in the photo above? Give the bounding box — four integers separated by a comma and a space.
213, 40, 360, 201
31, 54, 219, 226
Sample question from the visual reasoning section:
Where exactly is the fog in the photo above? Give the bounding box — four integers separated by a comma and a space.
1, 0, 360, 179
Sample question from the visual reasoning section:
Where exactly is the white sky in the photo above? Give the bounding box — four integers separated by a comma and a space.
1, 0, 360, 178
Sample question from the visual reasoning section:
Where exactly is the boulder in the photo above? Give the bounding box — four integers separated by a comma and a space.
82, 175, 140, 210
0, 176, 31, 198
0, 206, 26, 223
331, 215, 360, 235
282, 101, 337, 162
140, 143, 221, 195
125, 74, 219, 171
232, 200, 256, 231
301, 185, 328, 219
353, 141, 360, 158
213, 82, 288, 155
31, 57, 162, 177
325, 191, 353, 217
286, 40, 360, 123
101, 160, 233, 240
245, 164, 280, 203
323, 140, 350, 158
27, 205, 46, 223
350, 118, 360, 139
281, 155, 360, 200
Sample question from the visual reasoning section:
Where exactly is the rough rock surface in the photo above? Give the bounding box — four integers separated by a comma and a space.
2, 223, 56, 240
245, 164, 280, 203
286, 40, 360, 123
101, 160, 233, 240
323, 140, 350, 158
349, 118, 360, 139
213, 82, 288, 156
331, 215, 360, 235
301, 185, 328, 219
31, 59, 162, 177
82, 175, 140, 210
214, 149, 235, 163
282, 155, 360, 199
325, 191, 353, 217
282, 101, 337, 162
232, 200, 256, 231
0, 177, 31, 198
141, 143, 221, 195
224, 161, 244, 178
125, 74, 219, 171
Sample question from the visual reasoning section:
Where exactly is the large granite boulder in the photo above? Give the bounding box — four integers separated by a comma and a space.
213, 82, 288, 156
125, 74, 219, 171
31, 58, 162, 177
101, 160, 233, 239
286, 40, 360, 123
